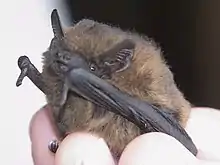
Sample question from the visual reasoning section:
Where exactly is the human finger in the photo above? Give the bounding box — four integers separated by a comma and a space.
119, 132, 199, 165
29, 105, 59, 165
54, 132, 115, 165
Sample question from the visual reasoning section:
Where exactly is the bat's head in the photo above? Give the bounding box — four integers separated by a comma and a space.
43, 9, 136, 83
42, 9, 173, 104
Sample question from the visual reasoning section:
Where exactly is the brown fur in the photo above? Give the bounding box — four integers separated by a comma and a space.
42, 19, 191, 159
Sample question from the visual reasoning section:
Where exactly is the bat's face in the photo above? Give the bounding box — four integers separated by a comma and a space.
42, 20, 139, 98
44, 22, 135, 78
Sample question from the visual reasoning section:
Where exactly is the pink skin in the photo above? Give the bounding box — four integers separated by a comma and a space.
29, 106, 220, 165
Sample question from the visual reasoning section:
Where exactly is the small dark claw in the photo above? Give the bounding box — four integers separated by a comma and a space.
48, 140, 59, 153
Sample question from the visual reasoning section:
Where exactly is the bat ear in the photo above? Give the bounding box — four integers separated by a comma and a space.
51, 9, 64, 39
102, 39, 135, 73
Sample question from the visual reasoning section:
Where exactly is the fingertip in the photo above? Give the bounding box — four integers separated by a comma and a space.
119, 132, 198, 165
55, 133, 115, 165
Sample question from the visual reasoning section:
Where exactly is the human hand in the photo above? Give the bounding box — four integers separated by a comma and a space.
29, 106, 220, 165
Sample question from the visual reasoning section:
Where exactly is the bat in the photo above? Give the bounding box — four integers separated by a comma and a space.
16, 9, 198, 160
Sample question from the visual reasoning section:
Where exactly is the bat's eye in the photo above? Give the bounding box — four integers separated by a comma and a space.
90, 63, 97, 71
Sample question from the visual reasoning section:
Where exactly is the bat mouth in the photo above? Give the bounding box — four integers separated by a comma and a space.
56, 59, 68, 66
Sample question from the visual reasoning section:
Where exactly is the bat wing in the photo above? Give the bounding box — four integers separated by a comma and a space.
65, 68, 198, 156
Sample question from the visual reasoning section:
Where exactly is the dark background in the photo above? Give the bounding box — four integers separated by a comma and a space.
63, 0, 220, 109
